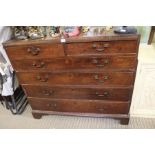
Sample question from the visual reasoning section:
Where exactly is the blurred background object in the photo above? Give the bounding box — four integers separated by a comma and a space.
148, 26, 155, 45
62, 26, 80, 37
114, 26, 137, 34
12, 26, 28, 40
0, 26, 28, 114
10, 26, 155, 44
27, 26, 44, 39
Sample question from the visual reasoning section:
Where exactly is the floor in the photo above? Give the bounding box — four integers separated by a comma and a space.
0, 43, 155, 129
0, 104, 155, 129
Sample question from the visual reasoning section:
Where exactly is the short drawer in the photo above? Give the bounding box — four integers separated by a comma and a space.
23, 85, 133, 101
66, 40, 137, 56
12, 55, 137, 71
5, 43, 64, 60
18, 71, 135, 86
28, 98, 130, 114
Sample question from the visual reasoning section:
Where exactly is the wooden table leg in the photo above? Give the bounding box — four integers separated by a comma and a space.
148, 26, 155, 45
120, 117, 130, 125
32, 112, 42, 119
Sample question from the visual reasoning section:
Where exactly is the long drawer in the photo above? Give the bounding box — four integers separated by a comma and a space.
28, 98, 130, 114
12, 55, 137, 71
23, 85, 133, 101
5, 43, 64, 60
66, 40, 137, 56
18, 71, 135, 86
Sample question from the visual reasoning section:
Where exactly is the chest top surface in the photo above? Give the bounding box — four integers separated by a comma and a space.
3, 31, 140, 47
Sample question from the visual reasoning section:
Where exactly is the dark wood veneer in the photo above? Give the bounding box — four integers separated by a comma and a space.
29, 98, 130, 114
11, 54, 137, 71
3, 31, 140, 125
17, 71, 135, 86
23, 85, 133, 101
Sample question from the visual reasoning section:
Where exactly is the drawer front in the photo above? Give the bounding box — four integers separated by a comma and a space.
29, 98, 130, 114
18, 71, 135, 86
23, 85, 133, 101
12, 55, 137, 71
6, 44, 64, 60
66, 40, 137, 55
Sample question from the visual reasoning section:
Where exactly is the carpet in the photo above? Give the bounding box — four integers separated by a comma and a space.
0, 104, 155, 129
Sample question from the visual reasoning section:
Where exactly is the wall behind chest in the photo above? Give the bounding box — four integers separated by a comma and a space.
130, 43, 155, 118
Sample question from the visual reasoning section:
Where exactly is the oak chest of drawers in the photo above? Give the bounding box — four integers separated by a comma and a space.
3, 32, 140, 125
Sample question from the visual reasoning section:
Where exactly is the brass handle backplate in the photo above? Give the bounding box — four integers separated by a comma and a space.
98, 108, 105, 112
32, 61, 45, 68
36, 75, 48, 82
95, 91, 109, 97
92, 42, 110, 51
93, 74, 109, 82
94, 74, 99, 80
92, 43, 97, 48
104, 75, 109, 80
91, 59, 98, 64
103, 43, 110, 48
91, 58, 109, 67
96, 48, 104, 52
103, 59, 109, 64
27, 46, 40, 55
96, 64, 105, 67
43, 90, 54, 96
47, 103, 57, 108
